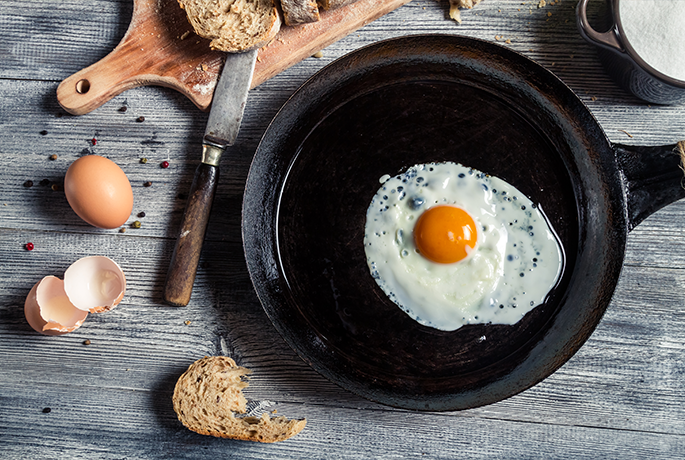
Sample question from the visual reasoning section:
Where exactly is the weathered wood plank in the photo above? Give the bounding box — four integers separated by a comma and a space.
2, 226, 685, 433
4, 0, 685, 458
2, 383, 685, 460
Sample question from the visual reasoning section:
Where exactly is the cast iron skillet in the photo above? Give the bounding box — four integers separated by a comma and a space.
242, 34, 685, 411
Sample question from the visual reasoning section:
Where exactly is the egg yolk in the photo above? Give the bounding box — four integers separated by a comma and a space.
413, 205, 478, 264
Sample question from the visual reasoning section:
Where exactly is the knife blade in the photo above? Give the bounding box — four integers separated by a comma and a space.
163, 49, 258, 307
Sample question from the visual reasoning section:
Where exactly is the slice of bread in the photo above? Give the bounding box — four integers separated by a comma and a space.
177, 0, 281, 52
281, 0, 320, 25
172, 356, 307, 442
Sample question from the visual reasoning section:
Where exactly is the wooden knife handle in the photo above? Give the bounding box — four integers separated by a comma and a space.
163, 162, 218, 307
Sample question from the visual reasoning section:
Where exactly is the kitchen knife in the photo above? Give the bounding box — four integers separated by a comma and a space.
163, 49, 258, 307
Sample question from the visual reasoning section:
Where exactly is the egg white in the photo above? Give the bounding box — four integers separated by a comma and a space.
363, 162, 563, 331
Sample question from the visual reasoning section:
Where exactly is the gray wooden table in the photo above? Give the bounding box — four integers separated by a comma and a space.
2, 0, 685, 458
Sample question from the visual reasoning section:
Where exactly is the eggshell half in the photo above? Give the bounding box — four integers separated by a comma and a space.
64, 256, 126, 313
24, 276, 88, 335
64, 155, 134, 229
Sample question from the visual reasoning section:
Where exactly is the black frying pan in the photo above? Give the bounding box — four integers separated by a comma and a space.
242, 34, 685, 411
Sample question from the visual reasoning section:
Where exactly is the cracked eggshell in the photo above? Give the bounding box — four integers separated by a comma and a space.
24, 276, 88, 335
64, 256, 126, 313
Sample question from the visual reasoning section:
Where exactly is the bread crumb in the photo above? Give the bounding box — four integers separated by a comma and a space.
538, 0, 546, 7
184, 320, 191, 325
448, 0, 483, 23
312, 51, 324, 58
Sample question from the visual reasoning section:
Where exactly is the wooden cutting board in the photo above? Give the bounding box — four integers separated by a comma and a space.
57, 0, 412, 115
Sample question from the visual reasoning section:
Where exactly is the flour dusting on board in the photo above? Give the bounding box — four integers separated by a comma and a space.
193, 80, 217, 96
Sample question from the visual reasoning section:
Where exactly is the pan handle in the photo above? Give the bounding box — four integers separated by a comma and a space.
576, 0, 623, 52
615, 142, 685, 231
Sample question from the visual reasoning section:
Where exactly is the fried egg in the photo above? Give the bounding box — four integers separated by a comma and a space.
363, 162, 563, 331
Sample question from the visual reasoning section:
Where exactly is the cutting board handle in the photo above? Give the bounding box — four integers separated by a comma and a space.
57, 49, 170, 116
57, 0, 225, 115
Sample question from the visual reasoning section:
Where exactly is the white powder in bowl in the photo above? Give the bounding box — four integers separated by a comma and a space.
618, 0, 685, 81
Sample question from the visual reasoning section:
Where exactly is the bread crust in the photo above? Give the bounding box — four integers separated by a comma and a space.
317, 0, 359, 10
177, 0, 281, 52
172, 356, 306, 443
281, 0, 320, 25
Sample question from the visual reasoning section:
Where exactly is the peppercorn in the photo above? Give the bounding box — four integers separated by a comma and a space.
140, 158, 148, 164
42, 408, 51, 414
136, 116, 145, 122
143, 181, 152, 187
23, 180, 33, 187
40, 179, 50, 186
160, 160, 169, 168
39, 130, 48, 136
49, 154, 58, 160
131, 220, 141, 228
83, 339, 91, 345
91, 137, 97, 146
25, 242, 34, 251
118, 106, 127, 112
138, 211, 146, 218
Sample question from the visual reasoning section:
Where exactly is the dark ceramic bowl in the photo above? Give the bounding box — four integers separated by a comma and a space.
577, 0, 685, 104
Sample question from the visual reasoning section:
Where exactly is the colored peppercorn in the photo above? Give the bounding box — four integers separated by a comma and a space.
131, 220, 141, 229
25, 242, 34, 251
160, 160, 169, 169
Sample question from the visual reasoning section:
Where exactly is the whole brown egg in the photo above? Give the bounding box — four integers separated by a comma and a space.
64, 155, 133, 229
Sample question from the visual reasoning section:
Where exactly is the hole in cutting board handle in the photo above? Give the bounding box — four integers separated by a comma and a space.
76, 79, 90, 94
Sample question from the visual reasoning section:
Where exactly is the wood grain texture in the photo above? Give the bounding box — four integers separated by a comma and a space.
3, 0, 685, 458
56, 0, 411, 115
164, 162, 219, 307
